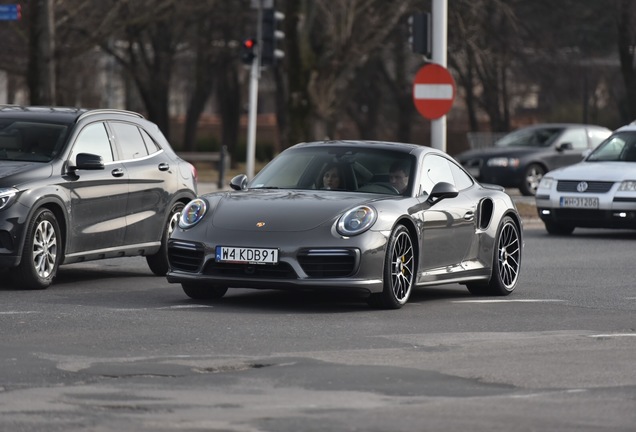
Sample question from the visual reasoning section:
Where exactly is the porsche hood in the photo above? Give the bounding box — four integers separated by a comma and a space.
208, 190, 377, 232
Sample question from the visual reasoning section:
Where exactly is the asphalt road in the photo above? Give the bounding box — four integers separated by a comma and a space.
1, 226, 635, 431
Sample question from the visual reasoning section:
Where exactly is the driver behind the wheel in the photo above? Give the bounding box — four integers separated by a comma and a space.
389, 160, 410, 194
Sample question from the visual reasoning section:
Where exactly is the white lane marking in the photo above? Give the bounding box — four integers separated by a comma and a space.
0, 311, 40, 315
414, 83, 454, 100
109, 305, 213, 312
588, 334, 636, 338
452, 299, 564, 304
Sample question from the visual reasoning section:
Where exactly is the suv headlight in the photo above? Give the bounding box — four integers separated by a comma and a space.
0, 188, 18, 210
179, 198, 208, 229
337, 205, 377, 236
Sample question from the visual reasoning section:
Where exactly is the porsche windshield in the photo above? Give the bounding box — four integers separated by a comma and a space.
586, 131, 636, 162
0, 119, 68, 162
250, 146, 415, 195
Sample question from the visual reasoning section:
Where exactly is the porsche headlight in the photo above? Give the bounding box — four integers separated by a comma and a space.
538, 176, 553, 190
618, 181, 636, 192
337, 205, 377, 236
179, 198, 208, 229
0, 188, 18, 211
487, 157, 520, 168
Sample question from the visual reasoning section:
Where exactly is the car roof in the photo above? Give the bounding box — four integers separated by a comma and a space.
516, 123, 610, 131
615, 123, 636, 133
291, 139, 436, 155
0, 105, 144, 125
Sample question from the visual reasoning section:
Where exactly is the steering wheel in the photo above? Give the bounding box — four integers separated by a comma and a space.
359, 182, 401, 195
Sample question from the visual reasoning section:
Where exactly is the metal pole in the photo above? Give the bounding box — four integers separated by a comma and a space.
246, 3, 264, 180
431, 0, 448, 152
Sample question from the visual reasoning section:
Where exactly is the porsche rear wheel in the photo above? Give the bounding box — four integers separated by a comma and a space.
368, 225, 415, 309
467, 216, 520, 296
182, 283, 228, 300
11, 208, 61, 290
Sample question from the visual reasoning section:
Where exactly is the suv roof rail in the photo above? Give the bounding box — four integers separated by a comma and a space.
78, 109, 144, 121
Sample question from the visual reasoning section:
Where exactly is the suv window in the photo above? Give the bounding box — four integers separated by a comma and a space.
140, 128, 161, 154
111, 122, 149, 160
70, 122, 113, 164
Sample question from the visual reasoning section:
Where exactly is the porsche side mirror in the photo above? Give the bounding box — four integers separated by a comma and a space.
230, 174, 248, 191
427, 181, 459, 204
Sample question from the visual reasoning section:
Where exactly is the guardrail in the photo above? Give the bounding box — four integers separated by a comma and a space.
178, 146, 230, 189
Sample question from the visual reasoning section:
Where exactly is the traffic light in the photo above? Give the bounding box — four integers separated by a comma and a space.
408, 12, 430, 56
261, 8, 285, 66
241, 38, 257, 65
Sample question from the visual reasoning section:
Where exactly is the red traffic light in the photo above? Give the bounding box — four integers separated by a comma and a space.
243, 39, 256, 49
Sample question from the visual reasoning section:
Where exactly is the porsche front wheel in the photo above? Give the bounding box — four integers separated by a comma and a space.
368, 225, 415, 309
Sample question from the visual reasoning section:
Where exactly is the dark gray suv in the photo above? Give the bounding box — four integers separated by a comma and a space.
0, 106, 197, 289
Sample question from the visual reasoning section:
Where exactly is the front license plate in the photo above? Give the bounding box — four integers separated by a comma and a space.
560, 196, 599, 209
216, 246, 279, 264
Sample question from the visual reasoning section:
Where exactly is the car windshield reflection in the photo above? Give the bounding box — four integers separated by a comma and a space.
586, 131, 636, 162
0, 120, 68, 162
248, 146, 415, 195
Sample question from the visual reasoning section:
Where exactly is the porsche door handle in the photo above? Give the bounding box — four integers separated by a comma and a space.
111, 168, 125, 177
463, 211, 475, 221
158, 163, 170, 171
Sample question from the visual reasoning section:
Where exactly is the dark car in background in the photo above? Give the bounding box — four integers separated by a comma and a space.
0, 106, 197, 289
455, 123, 612, 196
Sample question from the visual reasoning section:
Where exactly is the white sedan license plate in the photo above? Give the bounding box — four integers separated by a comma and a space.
559, 196, 599, 209
216, 246, 279, 264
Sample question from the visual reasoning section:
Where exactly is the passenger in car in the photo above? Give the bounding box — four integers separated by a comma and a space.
320, 163, 343, 190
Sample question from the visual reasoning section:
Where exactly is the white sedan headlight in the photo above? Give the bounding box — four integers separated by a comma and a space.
0, 188, 18, 210
538, 176, 554, 190
486, 157, 520, 168
618, 181, 636, 192
179, 198, 208, 229
337, 205, 377, 236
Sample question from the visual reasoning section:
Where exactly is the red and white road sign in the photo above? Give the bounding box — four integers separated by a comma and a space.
412, 63, 456, 120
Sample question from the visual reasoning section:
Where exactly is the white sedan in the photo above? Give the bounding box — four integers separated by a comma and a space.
535, 123, 636, 235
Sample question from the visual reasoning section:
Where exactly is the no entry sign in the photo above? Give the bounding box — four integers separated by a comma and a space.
412, 63, 456, 120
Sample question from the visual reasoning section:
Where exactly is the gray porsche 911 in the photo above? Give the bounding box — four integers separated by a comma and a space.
167, 140, 523, 309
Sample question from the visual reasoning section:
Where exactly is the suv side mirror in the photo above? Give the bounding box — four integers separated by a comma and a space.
73, 153, 104, 170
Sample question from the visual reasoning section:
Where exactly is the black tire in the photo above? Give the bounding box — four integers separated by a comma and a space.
368, 225, 415, 309
544, 221, 575, 235
147, 201, 185, 276
467, 216, 521, 296
182, 283, 228, 300
519, 163, 545, 196
10, 208, 62, 290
